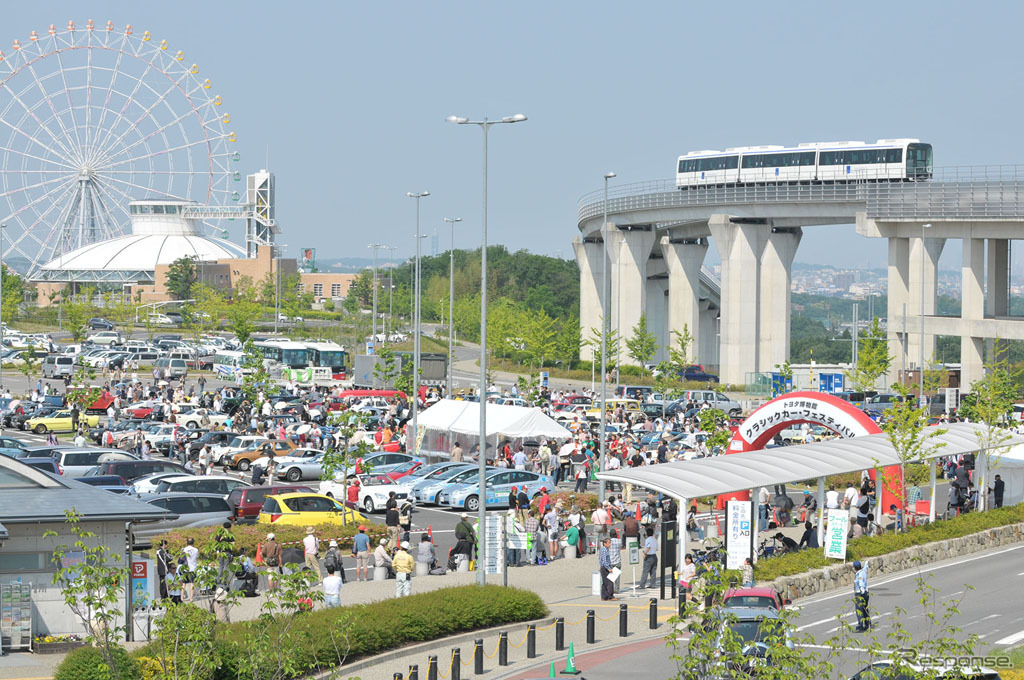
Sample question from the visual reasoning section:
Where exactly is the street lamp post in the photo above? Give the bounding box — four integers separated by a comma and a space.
368, 243, 385, 348
273, 243, 288, 334
0, 223, 6, 414
919, 223, 932, 403
446, 112, 527, 585
406, 192, 430, 455
387, 246, 397, 337
444, 217, 462, 396
599, 173, 615, 504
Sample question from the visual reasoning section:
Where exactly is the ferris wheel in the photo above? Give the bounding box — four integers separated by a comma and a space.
0, 20, 239, 276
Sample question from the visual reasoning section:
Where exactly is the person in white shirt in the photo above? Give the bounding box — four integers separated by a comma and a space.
182, 538, 199, 602
825, 485, 841, 509
303, 528, 321, 580
73, 431, 87, 447
844, 485, 860, 513
322, 566, 343, 607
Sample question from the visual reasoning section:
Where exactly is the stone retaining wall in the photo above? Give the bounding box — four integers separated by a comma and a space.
769, 523, 1024, 600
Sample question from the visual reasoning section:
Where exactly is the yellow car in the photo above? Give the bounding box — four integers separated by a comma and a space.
585, 399, 642, 419
26, 410, 100, 434
257, 492, 366, 526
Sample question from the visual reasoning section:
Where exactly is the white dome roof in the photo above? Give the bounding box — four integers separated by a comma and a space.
34, 199, 246, 283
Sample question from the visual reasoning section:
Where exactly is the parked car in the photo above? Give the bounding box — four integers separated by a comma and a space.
20, 457, 62, 475
438, 469, 555, 513
130, 471, 191, 495
87, 330, 124, 346
678, 364, 719, 382
262, 448, 327, 482
41, 354, 76, 378
25, 409, 100, 434
680, 390, 743, 417
227, 484, 314, 523
226, 439, 298, 471
176, 408, 229, 430
146, 474, 250, 498
319, 473, 414, 513
88, 317, 115, 330
0, 435, 28, 458
347, 451, 419, 477
410, 463, 476, 505
865, 393, 906, 412
257, 492, 364, 526
53, 448, 138, 478
84, 459, 187, 482
614, 385, 654, 400
849, 660, 1002, 680
384, 460, 423, 481
136, 493, 235, 541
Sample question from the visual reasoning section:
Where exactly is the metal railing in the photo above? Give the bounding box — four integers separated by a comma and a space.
578, 165, 1024, 226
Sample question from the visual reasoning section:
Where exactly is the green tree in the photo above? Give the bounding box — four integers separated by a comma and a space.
45, 510, 128, 679
239, 339, 272, 404
960, 356, 1019, 511
588, 321, 619, 372
62, 287, 94, 342
625, 313, 658, 372
526, 310, 558, 368
1, 264, 25, 323
225, 279, 263, 344
881, 384, 946, 530
553, 315, 581, 367
372, 344, 400, 389
846, 316, 892, 392
668, 325, 694, 371
164, 256, 198, 301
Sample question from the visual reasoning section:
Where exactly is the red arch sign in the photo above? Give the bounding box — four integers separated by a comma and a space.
718, 391, 902, 514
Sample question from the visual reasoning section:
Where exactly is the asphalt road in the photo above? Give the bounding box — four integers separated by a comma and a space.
554, 542, 1024, 680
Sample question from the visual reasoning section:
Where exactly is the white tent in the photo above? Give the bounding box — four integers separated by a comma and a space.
990, 444, 1024, 507
415, 400, 571, 459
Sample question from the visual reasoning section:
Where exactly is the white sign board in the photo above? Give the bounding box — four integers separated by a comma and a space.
627, 537, 640, 565
824, 509, 850, 560
726, 500, 753, 569
483, 515, 503, 575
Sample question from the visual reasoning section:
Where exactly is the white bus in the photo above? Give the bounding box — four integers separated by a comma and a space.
253, 340, 309, 370
212, 350, 248, 379
304, 341, 348, 380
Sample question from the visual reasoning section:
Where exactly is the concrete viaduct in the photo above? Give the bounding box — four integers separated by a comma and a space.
574, 167, 1024, 388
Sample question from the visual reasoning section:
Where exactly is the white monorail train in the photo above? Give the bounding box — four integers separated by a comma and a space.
675, 139, 933, 188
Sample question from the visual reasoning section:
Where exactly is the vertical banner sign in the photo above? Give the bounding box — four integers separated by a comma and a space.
130, 560, 152, 608
824, 509, 850, 560
301, 248, 316, 271
627, 537, 640, 565
726, 500, 752, 569
483, 515, 503, 575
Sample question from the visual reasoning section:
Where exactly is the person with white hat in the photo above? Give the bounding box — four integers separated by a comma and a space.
302, 527, 321, 581
393, 540, 415, 597
323, 539, 346, 583
261, 532, 282, 591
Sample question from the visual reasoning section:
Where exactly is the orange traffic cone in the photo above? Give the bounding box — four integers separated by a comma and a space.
254, 542, 264, 566
427, 524, 433, 541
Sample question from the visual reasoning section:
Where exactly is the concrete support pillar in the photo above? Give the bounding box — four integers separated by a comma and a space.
646, 276, 668, 363
573, 236, 604, 362
907, 235, 946, 371
661, 235, 708, 362
986, 238, 1009, 317
699, 301, 719, 373
759, 228, 802, 372
961, 238, 985, 389
887, 236, 910, 383
709, 215, 766, 385
607, 227, 655, 365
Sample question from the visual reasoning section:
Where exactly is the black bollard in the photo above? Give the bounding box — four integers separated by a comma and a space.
498, 632, 509, 666
526, 625, 537, 658
586, 609, 596, 644
619, 603, 628, 637
427, 656, 438, 680
650, 597, 658, 629
474, 638, 483, 675
555, 617, 565, 651
409, 665, 419, 680
394, 674, 403, 680
451, 648, 461, 680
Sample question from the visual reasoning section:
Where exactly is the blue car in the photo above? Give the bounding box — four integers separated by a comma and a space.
0, 435, 28, 459
438, 469, 556, 513
410, 463, 476, 505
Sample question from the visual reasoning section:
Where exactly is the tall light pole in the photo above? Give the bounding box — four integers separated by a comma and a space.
446, 112, 527, 585
387, 246, 397, 337
919, 223, 932, 403
0, 223, 6, 410
444, 217, 462, 396
599, 173, 615, 504
406, 192, 430, 455
368, 243, 385, 349
274, 243, 288, 334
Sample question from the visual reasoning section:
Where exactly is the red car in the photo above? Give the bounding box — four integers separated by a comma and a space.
227, 484, 313, 522
385, 460, 422, 481
721, 587, 791, 611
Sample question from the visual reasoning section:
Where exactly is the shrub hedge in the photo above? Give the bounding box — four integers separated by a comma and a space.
56, 645, 140, 680
132, 585, 546, 679
754, 504, 1024, 582
155, 521, 388, 558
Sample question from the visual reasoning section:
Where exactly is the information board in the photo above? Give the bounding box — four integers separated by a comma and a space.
482, 515, 503, 575
726, 500, 753, 569
825, 509, 850, 560
626, 537, 640, 565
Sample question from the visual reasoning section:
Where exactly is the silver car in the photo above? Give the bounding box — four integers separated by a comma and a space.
271, 448, 327, 482
135, 492, 233, 541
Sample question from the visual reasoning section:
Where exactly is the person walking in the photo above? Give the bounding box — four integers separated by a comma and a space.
638, 527, 658, 590
993, 474, 1005, 508
393, 541, 415, 597
182, 538, 199, 603
853, 559, 871, 632
353, 525, 371, 581
303, 527, 321, 581
385, 500, 401, 547
598, 537, 616, 601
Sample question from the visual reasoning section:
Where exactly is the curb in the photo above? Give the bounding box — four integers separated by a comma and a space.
327, 616, 558, 678
490, 634, 668, 680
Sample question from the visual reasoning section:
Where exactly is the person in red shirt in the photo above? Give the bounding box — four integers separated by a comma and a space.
347, 479, 361, 507
537, 487, 551, 517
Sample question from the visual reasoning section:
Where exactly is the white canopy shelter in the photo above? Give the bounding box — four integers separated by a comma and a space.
416, 399, 571, 459
990, 444, 1024, 507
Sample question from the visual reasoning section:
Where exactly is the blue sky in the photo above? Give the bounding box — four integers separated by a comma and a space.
7, 2, 1023, 269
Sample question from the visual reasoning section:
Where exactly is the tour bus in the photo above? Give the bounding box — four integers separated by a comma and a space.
304, 341, 348, 380
212, 350, 248, 379
252, 340, 309, 370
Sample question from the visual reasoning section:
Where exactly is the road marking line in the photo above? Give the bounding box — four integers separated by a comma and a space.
797, 614, 849, 631
794, 544, 1024, 607
994, 628, 1024, 645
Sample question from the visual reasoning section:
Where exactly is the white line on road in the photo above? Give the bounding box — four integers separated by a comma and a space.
994, 628, 1024, 645
794, 544, 1024, 607
797, 613, 849, 631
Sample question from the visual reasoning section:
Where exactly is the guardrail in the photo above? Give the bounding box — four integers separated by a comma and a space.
577, 165, 1024, 226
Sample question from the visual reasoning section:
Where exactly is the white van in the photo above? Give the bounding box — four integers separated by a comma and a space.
154, 358, 188, 379
41, 354, 75, 378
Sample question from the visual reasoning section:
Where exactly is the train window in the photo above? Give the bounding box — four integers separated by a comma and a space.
678, 159, 698, 173
819, 151, 845, 165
